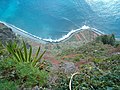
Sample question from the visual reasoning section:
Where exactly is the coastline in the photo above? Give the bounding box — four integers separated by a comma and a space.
0, 21, 104, 43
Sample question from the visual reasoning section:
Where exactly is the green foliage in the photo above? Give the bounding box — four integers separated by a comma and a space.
74, 54, 84, 62
114, 40, 120, 47
58, 42, 111, 63
15, 62, 48, 87
74, 56, 80, 62
96, 34, 116, 46
0, 40, 48, 89
51, 72, 69, 90
6, 41, 46, 68
0, 42, 3, 55
0, 41, 9, 60
51, 55, 120, 90
0, 59, 48, 88
0, 80, 17, 90
72, 60, 119, 90
93, 57, 104, 63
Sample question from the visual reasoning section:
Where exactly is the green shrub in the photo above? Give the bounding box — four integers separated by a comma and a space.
0, 59, 48, 88
96, 34, 115, 46
0, 40, 48, 89
15, 62, 48, 87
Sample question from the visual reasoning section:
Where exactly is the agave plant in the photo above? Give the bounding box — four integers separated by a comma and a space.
6, 40, 46, 67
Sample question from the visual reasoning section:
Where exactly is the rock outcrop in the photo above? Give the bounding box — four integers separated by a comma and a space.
0, 23, 16, 44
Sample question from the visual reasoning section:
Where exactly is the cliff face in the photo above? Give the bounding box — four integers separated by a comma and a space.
0, 23, 16, 44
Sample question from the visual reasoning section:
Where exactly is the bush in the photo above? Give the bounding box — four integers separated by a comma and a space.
96, 34, 115, 46
0, 59, 48, 89
16, 62, 48, 87
0, 40, 48, 89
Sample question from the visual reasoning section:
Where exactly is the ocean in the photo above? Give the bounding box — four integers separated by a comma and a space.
0, 0, 120, 40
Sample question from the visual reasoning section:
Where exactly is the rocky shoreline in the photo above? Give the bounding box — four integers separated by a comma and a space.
0, 22, 103, 44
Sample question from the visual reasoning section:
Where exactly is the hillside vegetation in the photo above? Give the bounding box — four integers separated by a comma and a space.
0, 23, 120, 89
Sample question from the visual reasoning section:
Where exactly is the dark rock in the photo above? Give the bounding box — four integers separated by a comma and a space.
0, 23, 16, 44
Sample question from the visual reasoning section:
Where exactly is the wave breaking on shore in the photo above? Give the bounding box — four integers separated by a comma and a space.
0, 21, 104, 43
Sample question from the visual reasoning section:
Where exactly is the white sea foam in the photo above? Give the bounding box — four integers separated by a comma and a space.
42, 25, 104, 42
0, 21, 104, 43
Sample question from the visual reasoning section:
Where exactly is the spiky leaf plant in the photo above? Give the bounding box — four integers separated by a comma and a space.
6, 41, 46, 67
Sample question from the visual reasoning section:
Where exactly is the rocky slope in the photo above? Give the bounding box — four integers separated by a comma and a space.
0, 23, 16, 44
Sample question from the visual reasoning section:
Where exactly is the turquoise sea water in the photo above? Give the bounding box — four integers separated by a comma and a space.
0, 0, 120, 39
